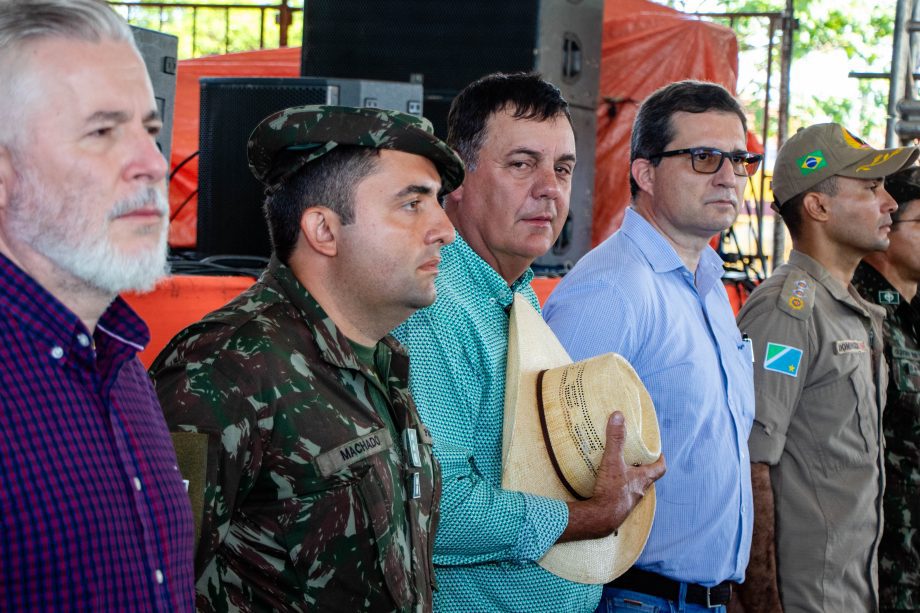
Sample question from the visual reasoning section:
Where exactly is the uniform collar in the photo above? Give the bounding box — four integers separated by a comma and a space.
788, 250, 885, 320
265, 256, 407, 375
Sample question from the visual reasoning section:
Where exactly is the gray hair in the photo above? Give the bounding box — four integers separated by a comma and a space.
0, 0, 137, 146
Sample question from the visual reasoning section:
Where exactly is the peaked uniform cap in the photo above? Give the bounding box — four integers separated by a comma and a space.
771, 123, 918, 208
247, 105, 465, 194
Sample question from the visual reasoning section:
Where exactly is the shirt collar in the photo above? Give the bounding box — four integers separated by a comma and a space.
447, 232, 534, 309
620, 207, 725, 293
0, 252, 149, 360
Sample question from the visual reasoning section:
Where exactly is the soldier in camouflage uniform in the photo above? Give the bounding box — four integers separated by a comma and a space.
853, 165, 920, 613
150, 106, 464, 612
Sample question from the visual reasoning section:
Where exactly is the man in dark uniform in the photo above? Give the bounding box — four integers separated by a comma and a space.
853, 165, 920, 613
738, 123, 917, 613
151, 106, 463, 612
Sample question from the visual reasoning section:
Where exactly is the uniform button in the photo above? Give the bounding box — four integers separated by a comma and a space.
154, 569, 164, 584
50, 346, 64, 359
77, 333, 90, 347
133, 477, 143, 491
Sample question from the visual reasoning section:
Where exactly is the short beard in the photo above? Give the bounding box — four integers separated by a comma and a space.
9, 166, 170, 296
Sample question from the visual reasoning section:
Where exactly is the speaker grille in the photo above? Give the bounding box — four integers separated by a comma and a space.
197, 79, 334, 256
302, 0, 540, 94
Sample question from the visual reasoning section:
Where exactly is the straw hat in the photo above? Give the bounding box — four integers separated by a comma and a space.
502, 294, 660, 584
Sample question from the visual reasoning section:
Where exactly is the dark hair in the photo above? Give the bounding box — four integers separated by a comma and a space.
447, 72, 571, 169
630, 80, 748, 197
778, 175, 838, 240
263, 145, 379, 263
883, 166, 920, 222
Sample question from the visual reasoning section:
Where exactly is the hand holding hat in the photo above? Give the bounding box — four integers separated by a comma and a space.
502, 295, 666, 584
559, 410, 666, 543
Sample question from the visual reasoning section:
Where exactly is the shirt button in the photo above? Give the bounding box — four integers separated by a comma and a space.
50, 346, 64, 359
77, 333, 90, 347
133, 477, 143, 491
154, 569, 164, 584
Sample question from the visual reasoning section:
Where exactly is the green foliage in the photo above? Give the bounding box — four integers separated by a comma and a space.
111, 0, 303, 59
664, 0, 894, 143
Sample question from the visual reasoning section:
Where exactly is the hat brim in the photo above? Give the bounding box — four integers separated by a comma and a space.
837, 147, 920, 181
502, 295, 659, 584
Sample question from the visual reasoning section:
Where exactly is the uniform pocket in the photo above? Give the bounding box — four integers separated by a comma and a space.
891, 347, 920, 394
801, 373, 875, 474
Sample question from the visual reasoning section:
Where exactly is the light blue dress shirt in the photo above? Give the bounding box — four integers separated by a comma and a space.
393, 234, 601, 612
543, 207, 755, 586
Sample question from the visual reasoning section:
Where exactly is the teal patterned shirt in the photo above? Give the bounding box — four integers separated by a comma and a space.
393, 234, 602, 612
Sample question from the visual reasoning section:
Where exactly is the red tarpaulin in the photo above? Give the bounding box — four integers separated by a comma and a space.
592, 0, 741, 244
165, 0, 744, 248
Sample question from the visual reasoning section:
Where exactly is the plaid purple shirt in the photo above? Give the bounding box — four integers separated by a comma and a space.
0, 254, 195, 611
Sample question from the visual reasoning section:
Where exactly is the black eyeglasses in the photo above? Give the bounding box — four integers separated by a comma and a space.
649, 147, 763, 177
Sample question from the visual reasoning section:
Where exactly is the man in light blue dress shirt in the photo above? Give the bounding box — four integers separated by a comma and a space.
544, 81, 759, 612
393, 73, 665, 612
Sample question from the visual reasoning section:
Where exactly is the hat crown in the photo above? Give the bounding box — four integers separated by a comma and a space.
771, 122, 918, 207
247, 104, 465, 194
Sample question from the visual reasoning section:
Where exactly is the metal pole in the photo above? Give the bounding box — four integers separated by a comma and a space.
757, 15, 777, 276
887, 0, 912, 146
772, 0, 794, 271
279, 0, 290, 47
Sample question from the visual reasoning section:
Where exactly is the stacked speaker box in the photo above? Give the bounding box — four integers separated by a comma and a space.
196, 77, 424, 257
130, 26, 178, 185
301, 0, 603, 274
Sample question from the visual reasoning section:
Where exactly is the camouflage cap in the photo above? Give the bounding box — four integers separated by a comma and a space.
247, 105, 465, 195
772, 123, 919, 209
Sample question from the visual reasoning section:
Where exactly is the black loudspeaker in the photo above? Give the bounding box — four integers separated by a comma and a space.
301, 0, 602, 115
300, 0, 602, 274
196, 77, 424, 256
130, 26, 178, 175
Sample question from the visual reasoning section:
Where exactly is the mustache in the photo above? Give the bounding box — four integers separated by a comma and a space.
108, 187, 168, 220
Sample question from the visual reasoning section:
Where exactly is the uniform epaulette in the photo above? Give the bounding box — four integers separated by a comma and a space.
776, 269, 816, 320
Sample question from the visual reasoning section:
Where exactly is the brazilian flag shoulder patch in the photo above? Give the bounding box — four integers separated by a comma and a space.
764, 342, 803, 377
797, 150, 827, 176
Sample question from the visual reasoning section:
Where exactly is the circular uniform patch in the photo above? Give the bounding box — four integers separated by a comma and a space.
789, 296, 804, 310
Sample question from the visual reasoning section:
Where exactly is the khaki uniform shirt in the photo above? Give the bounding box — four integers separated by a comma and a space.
738, 250, 887, 613
150, 258, 440, 613
854, 261, 920, 611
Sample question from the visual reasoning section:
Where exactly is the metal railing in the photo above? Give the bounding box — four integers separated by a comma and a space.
686, 7, 795, 273
108, 1, 302, 58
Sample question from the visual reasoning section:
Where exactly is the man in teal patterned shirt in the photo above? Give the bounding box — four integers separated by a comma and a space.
393, 73, 666, 611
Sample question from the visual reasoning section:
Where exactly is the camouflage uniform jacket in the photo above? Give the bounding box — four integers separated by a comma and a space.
150, 257, 440, 612
854, 261, 920, 611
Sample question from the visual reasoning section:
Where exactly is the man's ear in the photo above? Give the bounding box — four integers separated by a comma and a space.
0, 145, 15, 211
631, 158, 655, 196
801, 191, 830, 223
299, 206, 340, 257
